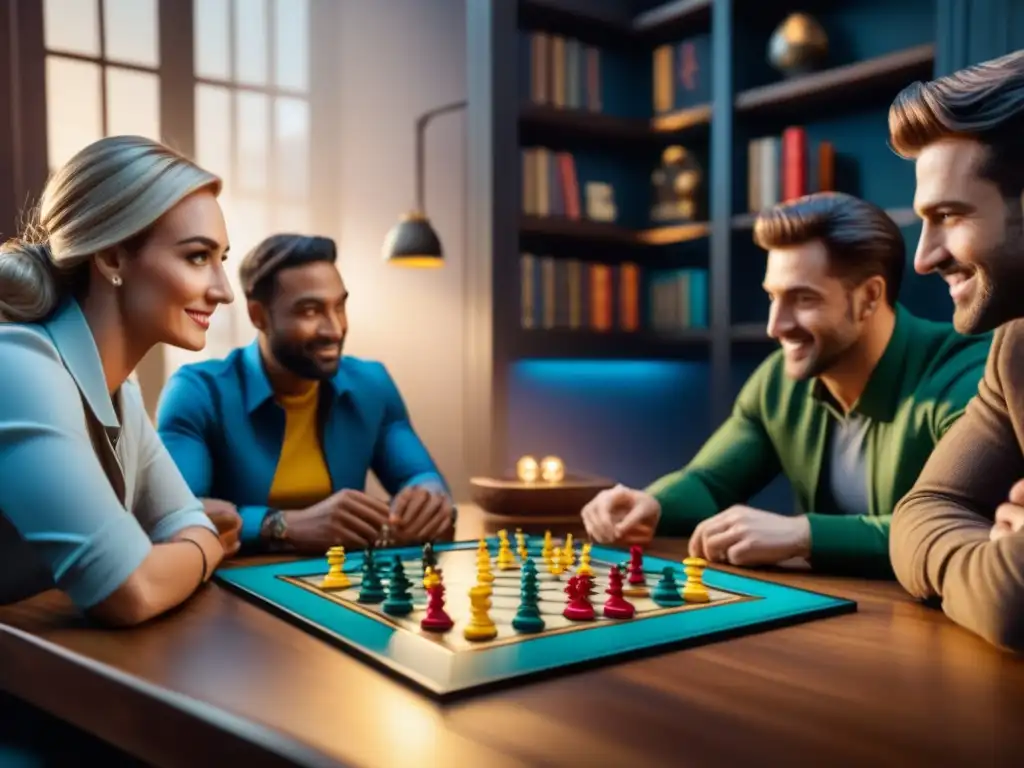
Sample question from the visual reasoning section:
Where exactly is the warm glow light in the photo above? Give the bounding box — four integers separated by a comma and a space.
516, 455, 539, 482
540, 455, 565, 483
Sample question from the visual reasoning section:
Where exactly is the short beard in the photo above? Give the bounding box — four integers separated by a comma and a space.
956, 204, 1024, 334
268, 329, 343, 381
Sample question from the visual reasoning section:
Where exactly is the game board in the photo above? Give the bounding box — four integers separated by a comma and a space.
215, 536, 855, 698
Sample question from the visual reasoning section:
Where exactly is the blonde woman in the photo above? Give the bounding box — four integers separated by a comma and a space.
0, 135, 236, 626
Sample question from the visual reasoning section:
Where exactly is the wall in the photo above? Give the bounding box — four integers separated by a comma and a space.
333, 0, 471, 500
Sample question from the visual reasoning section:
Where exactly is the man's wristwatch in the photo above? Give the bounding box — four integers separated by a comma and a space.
261, 510, 289, 546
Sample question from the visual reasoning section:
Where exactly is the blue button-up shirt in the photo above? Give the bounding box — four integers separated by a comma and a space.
0, 298, 216, 609
156, 341, 448, 547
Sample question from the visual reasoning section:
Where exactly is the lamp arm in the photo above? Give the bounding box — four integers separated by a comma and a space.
414, 100, 468, 213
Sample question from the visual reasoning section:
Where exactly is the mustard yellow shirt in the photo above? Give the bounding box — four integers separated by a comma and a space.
267, 383, 333, 510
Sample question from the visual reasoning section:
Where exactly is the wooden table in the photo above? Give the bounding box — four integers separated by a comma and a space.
2, 505, 1023, 767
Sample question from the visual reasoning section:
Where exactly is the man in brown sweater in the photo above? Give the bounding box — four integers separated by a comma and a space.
888, 50, 1024, 651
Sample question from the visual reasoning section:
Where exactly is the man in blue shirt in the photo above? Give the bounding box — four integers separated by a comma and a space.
156, 234, 453, 553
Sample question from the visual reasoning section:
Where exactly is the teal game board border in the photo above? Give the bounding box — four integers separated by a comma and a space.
214, 540, 856, 699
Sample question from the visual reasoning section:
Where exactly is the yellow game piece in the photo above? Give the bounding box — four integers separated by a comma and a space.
575, 542, 594, 577
549, 545, 564, 576
682, 556, 710, 603
476, 549, 495, 583
541, 530, 553, 561
496, 529, 516, 570
320, 546, 350, 589
477, 538, 490, 559
559, 539, 574, 570
463, 584, 498, 641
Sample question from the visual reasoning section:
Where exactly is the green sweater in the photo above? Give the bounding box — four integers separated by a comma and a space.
646, 305, 991, 576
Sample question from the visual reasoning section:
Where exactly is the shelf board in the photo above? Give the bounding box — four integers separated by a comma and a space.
730, 207, 918, 230
511, 328, 711, 360
518, 0, 632, 41
520, 105, 656, 143
521, 103, 710, 142
651, 104, 712, 133
521, 215, 710, 246
521, 215, 639, 244
639, 221, 710, 244
633, 0, 713, 39
734, 44, 935, 116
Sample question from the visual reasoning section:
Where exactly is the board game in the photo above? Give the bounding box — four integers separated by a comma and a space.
215, 533, 855, 699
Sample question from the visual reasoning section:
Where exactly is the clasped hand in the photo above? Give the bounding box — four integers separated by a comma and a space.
688, 505, 810, 566
287, 486, 453, 551
990, 479, 1024, 541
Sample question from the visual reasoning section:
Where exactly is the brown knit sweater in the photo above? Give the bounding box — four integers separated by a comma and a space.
890, 319, 1024, 651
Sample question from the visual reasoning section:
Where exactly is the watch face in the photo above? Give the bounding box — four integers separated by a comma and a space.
271, 513, 287, 539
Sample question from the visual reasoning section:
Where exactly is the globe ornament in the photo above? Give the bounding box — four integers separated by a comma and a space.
540, 455, 565, 483
516, 455, 540, 483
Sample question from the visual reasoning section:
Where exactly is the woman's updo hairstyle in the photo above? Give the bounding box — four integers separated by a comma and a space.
0, 135, 221, 322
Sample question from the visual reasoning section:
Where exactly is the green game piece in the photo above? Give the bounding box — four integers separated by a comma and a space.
382, 555, 413, 615
512, 558, 545, 633
357, 550, 386, 603
651, 565, 684, 607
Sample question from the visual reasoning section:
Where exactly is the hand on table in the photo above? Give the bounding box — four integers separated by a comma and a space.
580, 484, 661, 545
991, 479, 1024, 541
285, 489, 390, 552
389, 486, 455, 544
202, 499, 242, 557
689, 505, 810, 566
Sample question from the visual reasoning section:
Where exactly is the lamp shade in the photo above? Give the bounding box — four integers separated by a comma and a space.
382, 212, 444, 268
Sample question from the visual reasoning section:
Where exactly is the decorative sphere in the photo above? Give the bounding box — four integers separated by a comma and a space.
516, 455, 540, 482
539, 455, 565, 483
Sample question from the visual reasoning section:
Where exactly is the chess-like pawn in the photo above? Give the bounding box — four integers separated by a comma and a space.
357, 552, 386, 603
562, 575, 595, 621
496, 529, 516, 570
464, 584, 498, 641
682, 556, 711, 603
561, 534, 575, 568
321, 546, 351, 589
476, 548, 495, 583
623, 544, 649, 597
541, 530, 554, 562
383, 555, 414, 616
512, 559, 545, 633
421, 566, 454, 632
549, 545, 564, 576
575, 542, 594, 577
651, 565, 684, 607
603, 565, 635, 619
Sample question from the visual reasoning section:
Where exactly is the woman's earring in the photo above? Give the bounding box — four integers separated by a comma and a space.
111, 275, 122, 287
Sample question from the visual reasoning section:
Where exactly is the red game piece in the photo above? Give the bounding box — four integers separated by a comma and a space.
563, 575, 596, 621
603, 565, 636, 619
627, 545, 646, 585
421, 581, 454, 632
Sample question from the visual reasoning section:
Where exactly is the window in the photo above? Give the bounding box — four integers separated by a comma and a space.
190, 0, 313, 359
43, 0, 161, 170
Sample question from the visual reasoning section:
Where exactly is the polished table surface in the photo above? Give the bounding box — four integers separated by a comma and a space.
2, 505, 1024, 768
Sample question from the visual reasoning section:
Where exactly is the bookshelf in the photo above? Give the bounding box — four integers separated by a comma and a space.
464, 0, 1008, 485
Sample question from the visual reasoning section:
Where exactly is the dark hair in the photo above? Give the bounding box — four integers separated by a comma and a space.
239, 234, 338, 303
889, 50, 1024, 197
754, 192, 905, 305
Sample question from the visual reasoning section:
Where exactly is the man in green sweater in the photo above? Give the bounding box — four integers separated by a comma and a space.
580, 192, 991, 576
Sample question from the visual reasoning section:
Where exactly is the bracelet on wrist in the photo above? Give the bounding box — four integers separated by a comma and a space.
179, 537, 208, 583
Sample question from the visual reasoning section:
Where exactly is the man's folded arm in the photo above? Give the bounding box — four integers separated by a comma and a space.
890, 324, 1024, 650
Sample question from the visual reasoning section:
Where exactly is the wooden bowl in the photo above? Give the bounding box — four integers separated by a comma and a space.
468, 474, 614, 518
